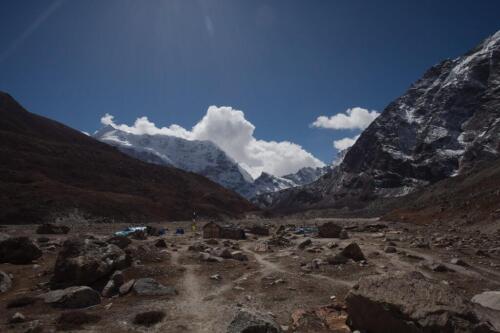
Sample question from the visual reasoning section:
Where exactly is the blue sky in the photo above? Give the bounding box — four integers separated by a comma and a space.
1, 0, 499, 174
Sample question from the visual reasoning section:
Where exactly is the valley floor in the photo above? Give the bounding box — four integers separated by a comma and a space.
1, 217, 500, 332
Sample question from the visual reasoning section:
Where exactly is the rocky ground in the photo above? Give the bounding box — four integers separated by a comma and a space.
1, 218, 500, 332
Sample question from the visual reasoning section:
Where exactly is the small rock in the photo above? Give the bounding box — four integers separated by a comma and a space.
133, 278, 177, 296
119, 279, 135, 296
154, 239, 168, 248
0, 270, 13, 293
231, 251, 248, 261
9, 312, 26, 324
106, 236, 131, 249
450, 258, 469, 266
298, 238, 312, 250
430, 263, 455, 272
339, 230, 349, 239
227, 308, 283, 333
326, 241, 338, 249
199, 252, 223, 263
384, 246, 397, 253
210, 274, 222, 281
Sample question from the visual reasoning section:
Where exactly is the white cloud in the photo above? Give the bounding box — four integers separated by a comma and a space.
333, 135, 360, 151
312, 107, 379, 130
101, 106, 324, 178
101, 113, 192, 139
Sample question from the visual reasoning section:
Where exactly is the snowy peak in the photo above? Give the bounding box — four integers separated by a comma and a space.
93, 126, 255, 197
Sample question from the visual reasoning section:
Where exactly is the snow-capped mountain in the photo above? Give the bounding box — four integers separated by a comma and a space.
260, 30, 500, 211
93, 126, 256, 198
93, 126, 328, 199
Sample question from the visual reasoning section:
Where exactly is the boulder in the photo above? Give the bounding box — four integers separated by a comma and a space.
36, 223, 70, 235
43, 286, 101, 309
133, 278, 177, 296
106, 236, 131, 249
231, 251, 248, 261
119, 279, 135, 296
154, 239, 168, 248
472, 291, 500, 311
227, 309, 282, 333
188, 242, 208, 252
298, 238, 312, 250
339, 230, 349, 239
0, 270, 13, 293
50, 237, 130, 289
340, 242, 365, 262
384, 246, 397, 253
213, 248, 233, 259
199, 252, 223, 263
9, 312, 26, 324
346, 271, 489, 333
451, 258, 469, 267
0, 235, 42, 264
318, 222, 342, 238
430, 263, 455, 272
102, 271, 124, 297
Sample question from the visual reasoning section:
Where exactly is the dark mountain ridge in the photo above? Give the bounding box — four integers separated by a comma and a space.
260, 30, 500, 215
0, 92, 255, 224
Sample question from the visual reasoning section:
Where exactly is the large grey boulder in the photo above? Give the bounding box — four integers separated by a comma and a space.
0, 270, 12, 293
133, 278, 177, 296
346, 271, 495, 333
472, 292, 500, 312
50, 237, 130, 289
227, 309, 282, 333
0, 235, 42, 264
43, 286, 101, 309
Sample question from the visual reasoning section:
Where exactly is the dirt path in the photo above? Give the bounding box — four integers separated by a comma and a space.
162, 248, 231, 333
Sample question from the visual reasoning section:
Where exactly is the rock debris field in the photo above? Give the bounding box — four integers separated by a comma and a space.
1, 218, 500, 333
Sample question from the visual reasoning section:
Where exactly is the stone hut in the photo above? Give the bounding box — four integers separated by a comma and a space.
203, 222, 222, 239
203, 222, 246, 240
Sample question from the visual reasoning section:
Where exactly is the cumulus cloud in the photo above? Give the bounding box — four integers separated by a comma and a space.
312, 107, 379, 130
101, 106, 324, 178
333, 135, 360, 151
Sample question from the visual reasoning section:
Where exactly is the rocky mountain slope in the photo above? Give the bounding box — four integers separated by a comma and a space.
383, 157, 500, 225
261, 30, 500, 213
0, 92, 255, 223
93, 126, 328, 198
